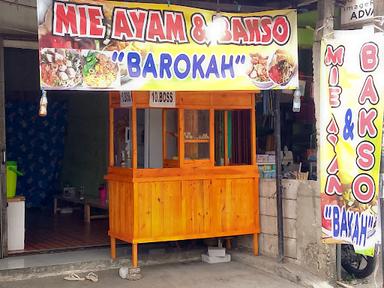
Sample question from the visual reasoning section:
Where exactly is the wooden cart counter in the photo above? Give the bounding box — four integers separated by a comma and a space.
106, 166, 259, 266
107, 91, 260, 267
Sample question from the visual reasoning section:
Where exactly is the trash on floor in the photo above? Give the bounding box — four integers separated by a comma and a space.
119, 266, 142, 281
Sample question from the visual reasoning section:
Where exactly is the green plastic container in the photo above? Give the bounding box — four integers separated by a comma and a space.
6, 161, 23, 198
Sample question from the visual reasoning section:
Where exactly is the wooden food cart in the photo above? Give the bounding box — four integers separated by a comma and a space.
106, 91, 260, 267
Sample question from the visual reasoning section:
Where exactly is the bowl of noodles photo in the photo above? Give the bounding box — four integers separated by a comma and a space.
40, 48, 82, 88
268, 49, 297, 87
247, 53, 275, 89
82, 51, 119, 88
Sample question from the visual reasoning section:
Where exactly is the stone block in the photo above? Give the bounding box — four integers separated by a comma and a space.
284, 218, 297, 239
260, 215, 297, 239
259, 180, 276, 198
201, 253, 231, 264
282, 180, 299, 200
259, 197, 277, 217
259, 197, 297, 220
260, 233, 278, 257
285, 237, 297, 259
283, 199, 297, 219
208, 247, 226, 257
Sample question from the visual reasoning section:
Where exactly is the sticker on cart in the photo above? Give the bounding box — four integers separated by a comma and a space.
149, 91, 176, 108
120, 91, 132, 107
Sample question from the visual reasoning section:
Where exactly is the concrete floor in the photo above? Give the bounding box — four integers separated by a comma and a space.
0, 261, 300, 288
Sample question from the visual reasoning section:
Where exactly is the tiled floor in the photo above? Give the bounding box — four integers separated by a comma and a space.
10, 208, 109, 254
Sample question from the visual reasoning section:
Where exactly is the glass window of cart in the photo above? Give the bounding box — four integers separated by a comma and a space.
184, 110, 210, 160
215, 110, 251, 166
136, 108, 179, 168
113, 108, 132, 168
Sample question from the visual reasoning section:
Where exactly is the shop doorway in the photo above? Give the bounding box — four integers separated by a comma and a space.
4, 47, 110, 255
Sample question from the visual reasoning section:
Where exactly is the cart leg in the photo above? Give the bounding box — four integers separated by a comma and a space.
132, 243, 138, 268
111, 237, 116, 259
253, 233, 259, 256
226, 238, 232, 250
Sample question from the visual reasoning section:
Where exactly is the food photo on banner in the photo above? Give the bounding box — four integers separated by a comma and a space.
320, 30, 384, 256
37, 0, 298, 91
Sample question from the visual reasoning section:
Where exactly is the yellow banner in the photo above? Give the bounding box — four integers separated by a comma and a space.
320, 31, 384, 255
37, 0, 298, 91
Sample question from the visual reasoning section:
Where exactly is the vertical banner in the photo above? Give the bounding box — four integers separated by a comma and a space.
320, 32, 384, 255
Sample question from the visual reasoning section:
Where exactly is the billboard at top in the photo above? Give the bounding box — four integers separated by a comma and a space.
37, 0, 298, 91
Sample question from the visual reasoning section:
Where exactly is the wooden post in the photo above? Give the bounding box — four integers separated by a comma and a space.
132, 103, 137, 169
209, 109, 214, 166
132, 243, 138, 268
162, 109, 167, 163
108, 93, 114, 167
253, 233, 259, 256
179, 108, 184, 168
251, 93, 257, 165
225, 238, 232, 250
224, 111, 229, 166
110, 237, 116, 259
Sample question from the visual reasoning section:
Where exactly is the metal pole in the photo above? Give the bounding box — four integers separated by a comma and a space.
274, 91, 284, 262
336, 244, 342, 281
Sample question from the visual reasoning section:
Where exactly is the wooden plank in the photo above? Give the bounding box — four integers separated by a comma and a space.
110, 237, 116, 259
203, 180, 211, 233
133, 91, 149, 106
254, 177, 260, 233
193, 181, 204, 234
132, 243, 138, 268
163, 181, 181, 236
224, 111, 229, 166
109, 93, 114, 166
131, 106, 137, 169
253, 234, 259, 256
180, 181, 188, 236
137, 182, 152, 239
132, 165, 258, 178
184, 180, 194, 235
133, 229, 257, 243
223, 179, 232, 232
251, 93, 257, 165
209, 109, 215, 167
162, 109, 167, 163
151, 182, 164, 238
179, 108, 184, 168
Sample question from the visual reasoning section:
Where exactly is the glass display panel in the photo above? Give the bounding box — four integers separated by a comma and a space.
113, 108, 132, 167
165, 109, 178, 160
184, 110, 210, 161
184, 110, 209, 141
185, 143, 209, 160
229, 110, 251, 165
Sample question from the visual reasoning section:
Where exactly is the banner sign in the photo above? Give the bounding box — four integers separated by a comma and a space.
320, 32, 384, 255
341, 0, 374, 27
37, 1, 298, 91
